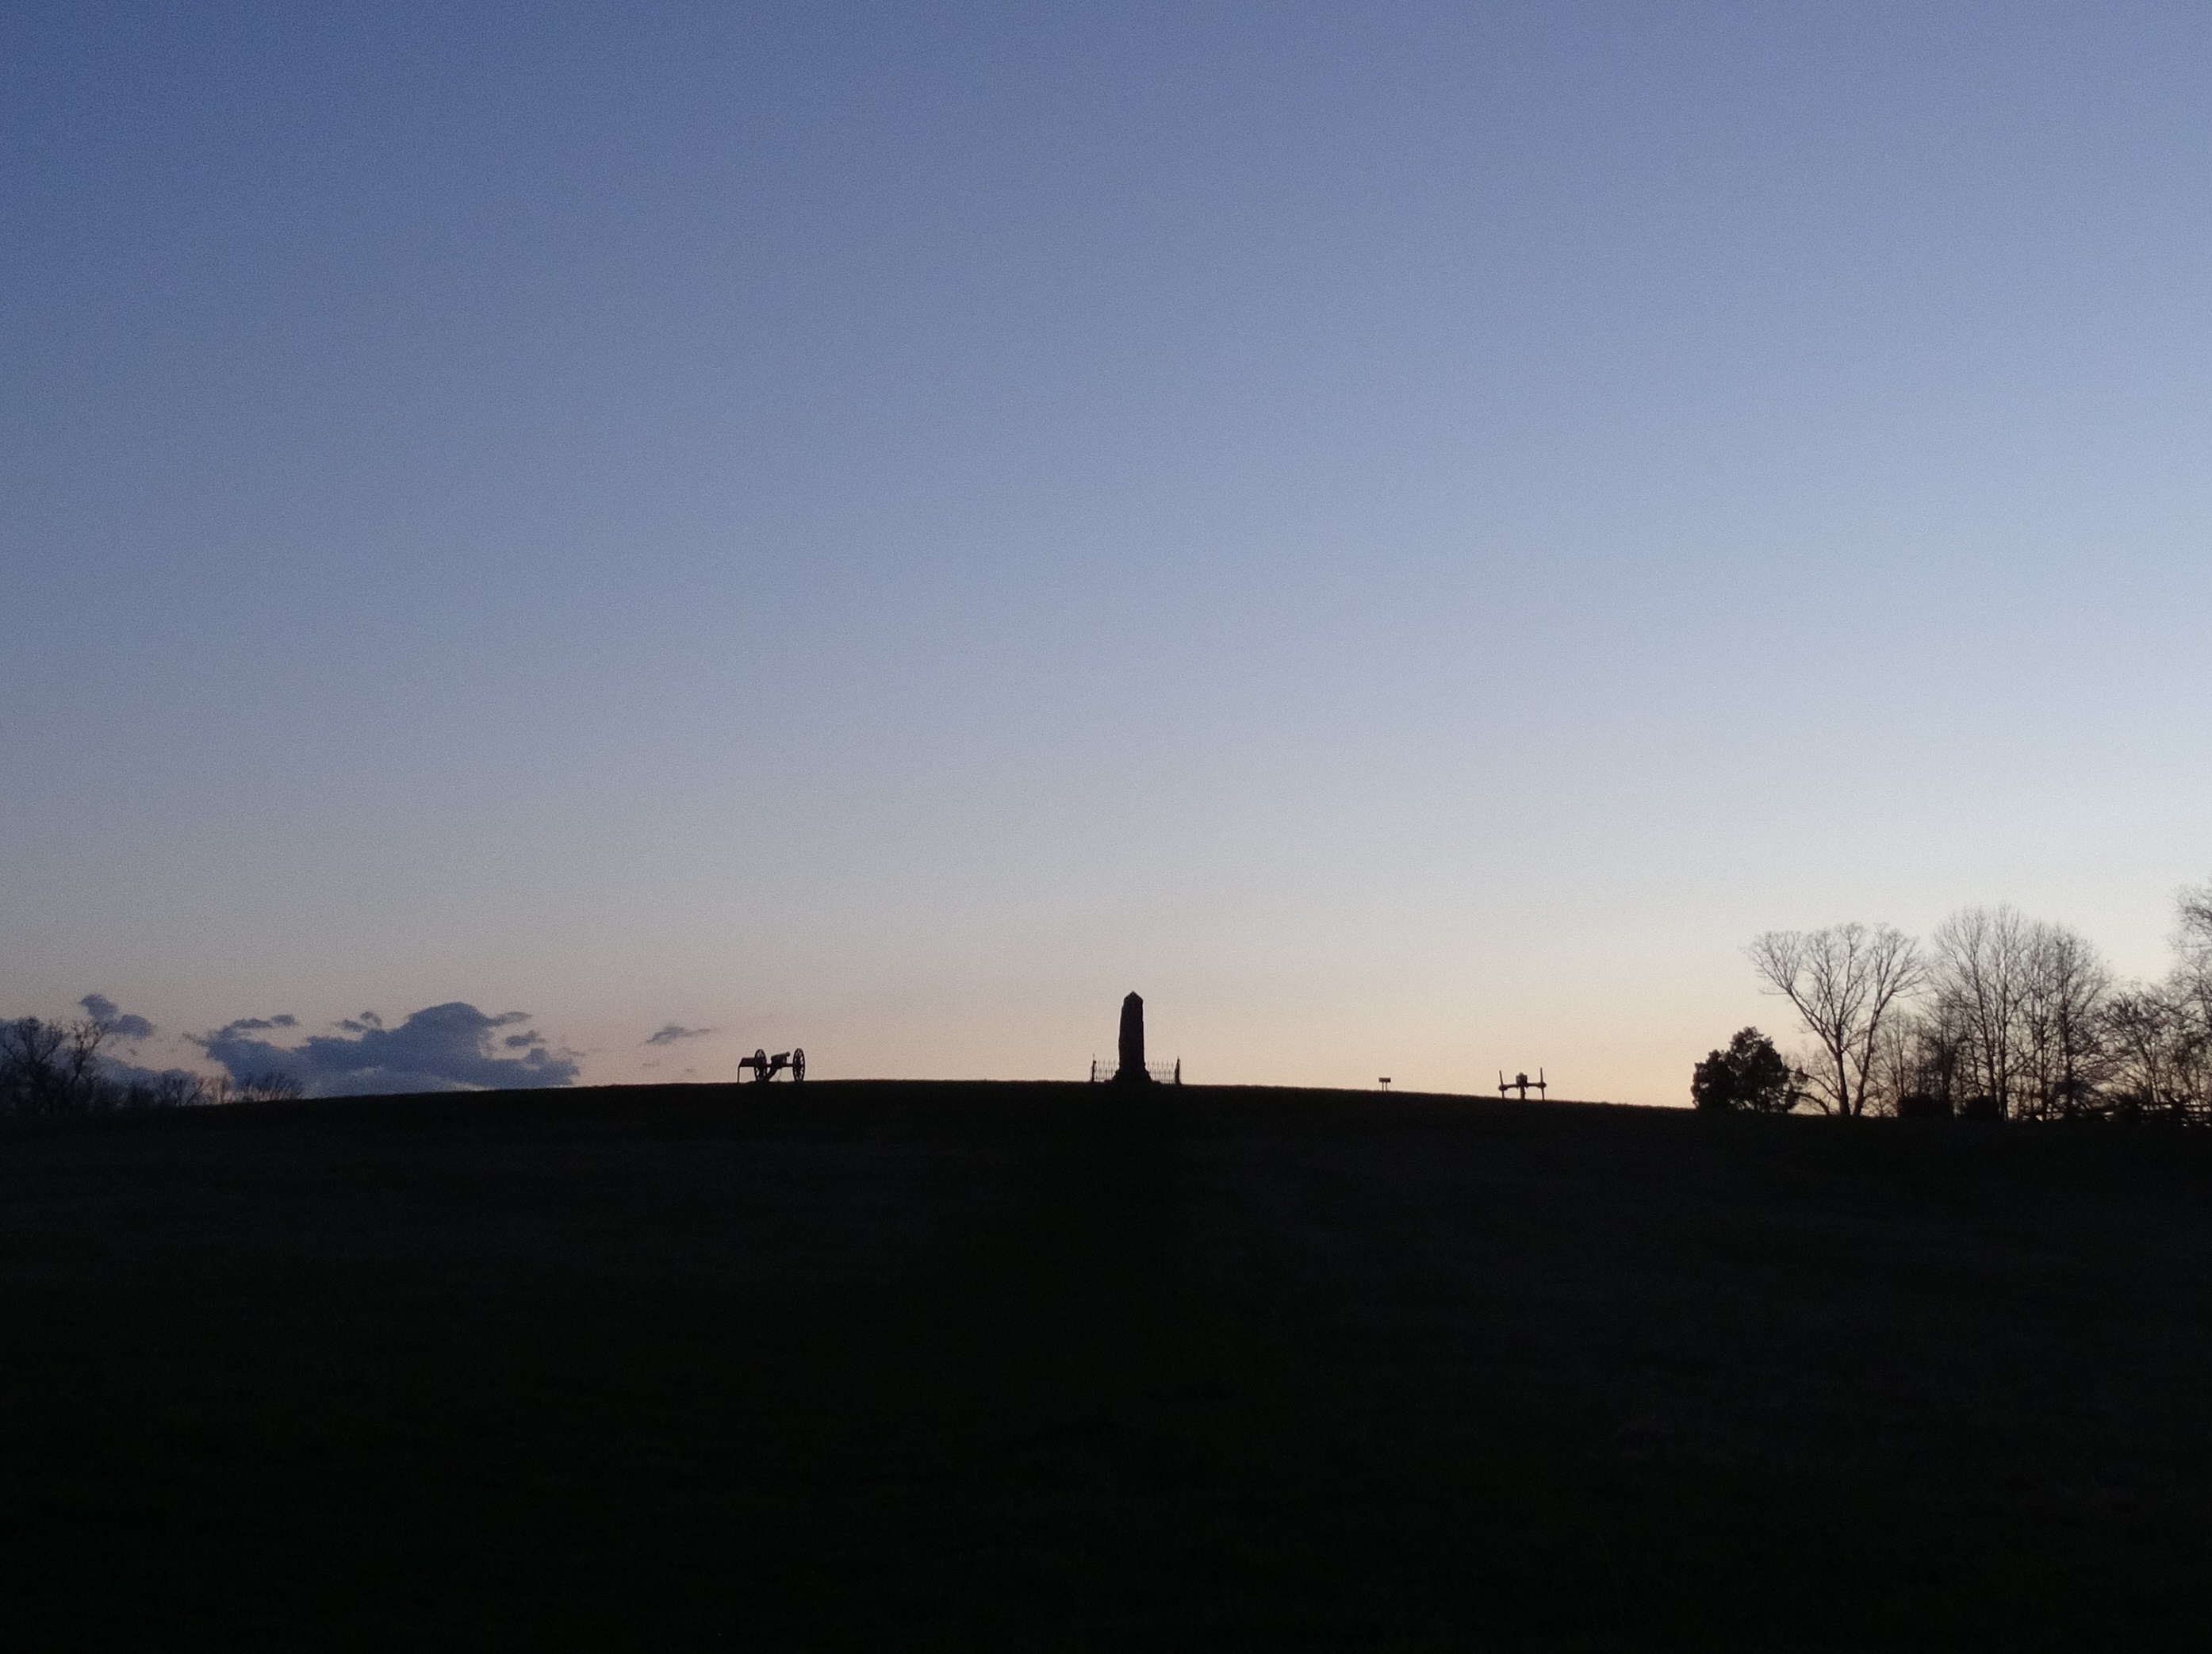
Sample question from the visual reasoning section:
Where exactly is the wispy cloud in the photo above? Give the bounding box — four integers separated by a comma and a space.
643, 1023, 717, 1046
196, 1002, 578, 1097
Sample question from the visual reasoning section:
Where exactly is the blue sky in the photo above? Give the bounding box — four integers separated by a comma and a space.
6, 2, 2210, 1099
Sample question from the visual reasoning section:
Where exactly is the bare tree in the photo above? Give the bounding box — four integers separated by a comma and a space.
0, 1019, 66, 1113
1930, 906, 2027, 1119
2155, 880, 2212, 1119
1874, 998, 1972, 1117
58, 1017, 106, 1100
0, 1016, 111, 1115
2, 1015, 228, 1112
2174, 879, 2212, 1041
117, 1071, 218, 1108
2178, 878, 2212, 962
2101, 983, 2199, 1119
1746, 923, 1923, 1117
2015, 920, 2112, 1118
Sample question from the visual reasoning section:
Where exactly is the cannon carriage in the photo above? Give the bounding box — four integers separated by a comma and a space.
738, 1047, 805, 1083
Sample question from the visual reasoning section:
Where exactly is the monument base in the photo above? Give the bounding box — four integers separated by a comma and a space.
1089, 1059, 1182, 1084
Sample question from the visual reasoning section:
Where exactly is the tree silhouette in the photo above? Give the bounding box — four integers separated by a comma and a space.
0, 1016, 109, 1114
1692, 1027, 1800, 1114
1746, 923, 1922, 1117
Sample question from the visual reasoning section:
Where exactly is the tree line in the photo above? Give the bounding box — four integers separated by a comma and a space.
0, 1015, 300, 1116
1695, 881, 2212, 1120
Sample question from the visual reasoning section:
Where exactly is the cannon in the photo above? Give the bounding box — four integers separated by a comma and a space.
739, 1046, 805, 1083
1498, 1068, 1547, 1101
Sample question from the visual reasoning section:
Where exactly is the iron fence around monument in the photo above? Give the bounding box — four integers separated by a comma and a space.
1089, 1059, 1182, 1084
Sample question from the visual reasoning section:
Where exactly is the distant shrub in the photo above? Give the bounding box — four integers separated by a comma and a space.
116, 1072, 218, 1108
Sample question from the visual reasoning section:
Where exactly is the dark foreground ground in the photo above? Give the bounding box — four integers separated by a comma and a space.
4, 1082, 2211, 1650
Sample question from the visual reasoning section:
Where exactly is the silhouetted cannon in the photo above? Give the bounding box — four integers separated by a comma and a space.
739, 1047, 805, 1083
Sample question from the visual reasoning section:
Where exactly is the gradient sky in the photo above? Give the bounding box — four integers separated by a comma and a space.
6, 2, 2210, 1099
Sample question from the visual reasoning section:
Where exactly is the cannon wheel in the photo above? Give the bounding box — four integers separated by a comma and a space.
751, 1048, 769, 1081
791, 1047, 805, 1082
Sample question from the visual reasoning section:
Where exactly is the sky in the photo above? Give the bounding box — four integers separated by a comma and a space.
6, 2, 2210, 1100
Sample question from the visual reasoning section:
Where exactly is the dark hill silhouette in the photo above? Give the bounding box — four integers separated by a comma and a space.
5, 1080, 2210, 1648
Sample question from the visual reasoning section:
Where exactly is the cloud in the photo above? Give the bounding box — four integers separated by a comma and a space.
196, 1002, 578, 1097
79, 994, 155, 1041
643, 1023, 717, 1046
217, 1015, 297, 1034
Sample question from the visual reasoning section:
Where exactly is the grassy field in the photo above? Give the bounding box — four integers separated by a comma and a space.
3, 1080, 2210, 1650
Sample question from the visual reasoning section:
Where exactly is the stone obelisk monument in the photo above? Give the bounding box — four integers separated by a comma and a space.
1114, 991, 1150, 1083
